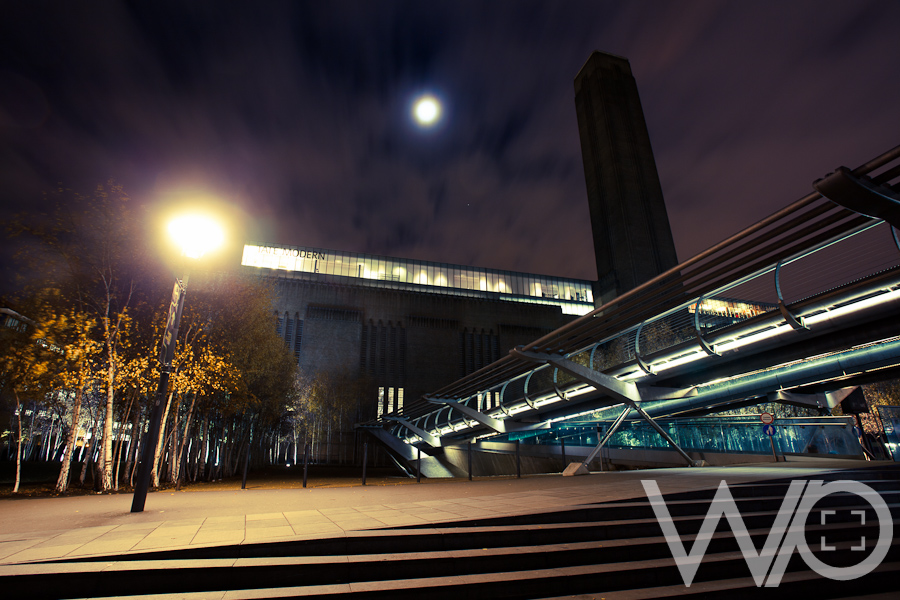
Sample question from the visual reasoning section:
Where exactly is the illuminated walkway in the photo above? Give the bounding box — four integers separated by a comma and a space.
367, 145, 900, 471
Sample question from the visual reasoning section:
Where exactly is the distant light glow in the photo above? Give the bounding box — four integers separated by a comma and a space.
413, 95, 441, 126
168, 215, 224, 259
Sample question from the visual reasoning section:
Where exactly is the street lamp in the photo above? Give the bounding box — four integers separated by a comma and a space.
131, 214, 223, 513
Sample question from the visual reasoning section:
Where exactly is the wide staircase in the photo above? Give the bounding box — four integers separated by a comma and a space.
9, 466, 900, 599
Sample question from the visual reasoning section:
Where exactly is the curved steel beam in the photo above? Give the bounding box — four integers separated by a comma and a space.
522, 370, 537, 409
814, 166, 900, 229
498, 380, 512, 416
775, 260, 807, 330
552, 367, 570, 402
634, 321, 654, 375
693, 296, 719, 356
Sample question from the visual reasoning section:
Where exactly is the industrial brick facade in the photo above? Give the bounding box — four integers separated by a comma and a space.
269, 275, 572, 421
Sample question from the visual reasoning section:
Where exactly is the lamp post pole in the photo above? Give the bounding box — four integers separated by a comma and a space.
131, 273, 189, 513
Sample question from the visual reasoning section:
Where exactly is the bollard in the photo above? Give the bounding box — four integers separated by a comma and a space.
416, 447, 421, 483
241, 443, 250, 490
302, 443, 309, 488
561, 437, 566, 467
361, 442, 368, 485
467, 441, 473, 481
515, 439, 521, 478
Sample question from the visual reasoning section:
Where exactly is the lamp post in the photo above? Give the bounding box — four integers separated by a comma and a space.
131, 215, 222, 513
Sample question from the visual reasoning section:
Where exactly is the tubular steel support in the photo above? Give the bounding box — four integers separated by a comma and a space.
425, 395, 548, 434
510, 347, 641, 404
630, 403, 698, 467
427, 396, 506, 432
582, 405, 631, 467
385, 416, 442, 447
511, 347, 700, 468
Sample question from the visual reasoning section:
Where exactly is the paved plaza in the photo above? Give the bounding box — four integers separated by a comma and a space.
0, 457, 885, 568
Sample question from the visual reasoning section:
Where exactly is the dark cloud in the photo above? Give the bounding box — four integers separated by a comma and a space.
1, 0, 898, 295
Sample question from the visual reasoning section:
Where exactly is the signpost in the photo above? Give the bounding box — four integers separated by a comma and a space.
761, 413, 778, 462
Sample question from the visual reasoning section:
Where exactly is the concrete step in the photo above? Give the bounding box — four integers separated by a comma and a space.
51, 543, 900, 599
612, 477, 900, 502
12, 468, 898, 599
391, 495, 900, 530
9, 519, 898, 599
545, 561, 900, 600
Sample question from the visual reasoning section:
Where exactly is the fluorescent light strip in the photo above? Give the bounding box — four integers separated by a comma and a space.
715, 323, 791, 353
652, 350, 706, 373
804, 287, 900, 326
565, 385, 595, 399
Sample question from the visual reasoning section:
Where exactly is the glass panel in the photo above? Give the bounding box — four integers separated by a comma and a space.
241, 245, 594, 313
435, 269, 448, 287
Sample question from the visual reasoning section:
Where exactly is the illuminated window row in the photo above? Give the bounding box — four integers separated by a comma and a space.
242, 244, 595, 315
688, 298, 773, 320
377, 386, 404, 417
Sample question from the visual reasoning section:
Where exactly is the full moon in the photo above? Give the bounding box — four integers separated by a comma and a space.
413, 95, 441, 126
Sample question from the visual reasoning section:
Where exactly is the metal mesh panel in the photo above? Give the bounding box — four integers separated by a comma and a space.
778, 222, 900, 304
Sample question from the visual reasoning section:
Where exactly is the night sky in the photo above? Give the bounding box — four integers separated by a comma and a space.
1, 1, 899, 294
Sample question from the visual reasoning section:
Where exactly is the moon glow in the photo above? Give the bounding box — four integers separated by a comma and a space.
413, 95, 441, 126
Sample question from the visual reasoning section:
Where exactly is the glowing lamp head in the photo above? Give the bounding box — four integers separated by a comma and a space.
168, 215, 224, 259
413, 95, 441, 126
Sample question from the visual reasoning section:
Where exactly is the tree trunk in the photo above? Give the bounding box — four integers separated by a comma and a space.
42, 418, 52, 462
112, 390, 136, 490
173, 393, 197, 486
50, 417, 64, 462
223, 419, 235, 476
190, 414, 203, 481
13, 392, 23, 494
80, 415, 100, 487
167, 395, 180, 484
100, 338, 117, 491
206, 423, 217, 481
326, 422, 332, 464
196, 415, 209, 482
55, 386, 84, 493
23, 403, 37, 462
151, 392, 175, 488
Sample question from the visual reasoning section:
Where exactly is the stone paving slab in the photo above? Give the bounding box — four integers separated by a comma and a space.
0, 458, 886, 567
